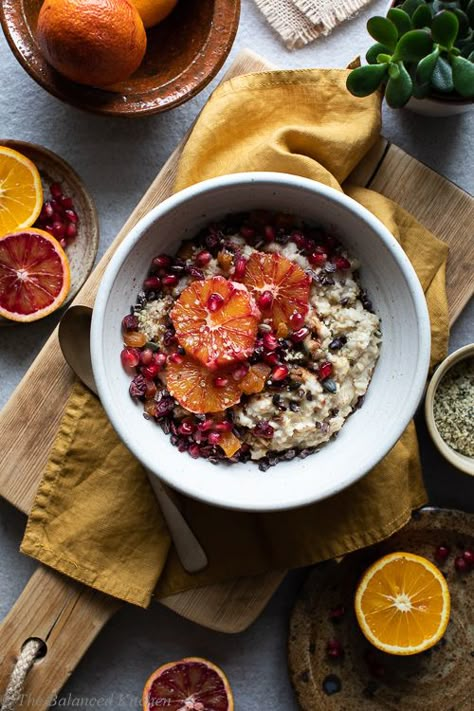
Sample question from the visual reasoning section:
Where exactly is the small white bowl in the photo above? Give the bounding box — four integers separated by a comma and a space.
91, 172, 431, 511
425, 344, 474, 476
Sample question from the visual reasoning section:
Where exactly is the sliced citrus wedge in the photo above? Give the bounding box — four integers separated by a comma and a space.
142, 657, 234, 711
243, 251, 311, 330
355, 551, 451, 656
0, 146, 43, 236
166, 355, 242, 414
171, 275, 260, 369
0, 229, 71, 322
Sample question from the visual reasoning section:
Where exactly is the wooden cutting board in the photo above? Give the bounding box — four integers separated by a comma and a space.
1, 48, 473, 708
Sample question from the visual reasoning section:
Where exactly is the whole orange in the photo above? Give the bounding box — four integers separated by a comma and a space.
36, 0, 147, 88
130, 0, 178, 28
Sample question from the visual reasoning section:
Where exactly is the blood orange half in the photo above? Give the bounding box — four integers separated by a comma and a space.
142, 657, 234, 711
0, 229, 71, 322
166, 355, 242, 414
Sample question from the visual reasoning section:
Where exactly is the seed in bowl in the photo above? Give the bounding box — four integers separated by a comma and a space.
119, 211, 382, 470
433, 357, 474, 458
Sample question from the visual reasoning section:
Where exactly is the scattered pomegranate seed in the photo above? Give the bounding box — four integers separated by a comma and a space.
262, 332, 279, 351
214, 421, 233, 433
462, 549, 474, 567
232, 363, 250, 381
309, 251, 327, 267
188, 444, 201, 459
64, 208, 78, 223
240, 225, 255, 239
264, 225, 276, 242
214, 376, 229, 388
141, 363, 160, 379
40, 202, 54, 220
319, 361, 333, 380
233, 256, 247, 280
35, 183, 79, 248
264, 352, 280, 367
253, 421, 274, 438
258, 290, 274, 310
153, 352, 167, 369
328, 605, 345, 621
143, 276, 161, 291
152, 254, 173, 269
454, 555, 469, 573
326, 640, 344, 659
195, 250, 212, 267
140, 348, 154, 366
207, 292, 225, 312
289, 311, 305, 329
121, 347, 140, 371
65, 223, 77, 240
198, 418, 215, 432
272, 365, 289, 381
50, 182, 62, 198
122, 314, 138, 331
178, 420, 195, 436
208, 431, 222, 446
168, 353, 184, 365
291, 231, 306, 249
434, 545, 450, 562
162, 274, 178, 287
334, 256, 351, 270
291, 327, 309, 343
61, 196, 74, 210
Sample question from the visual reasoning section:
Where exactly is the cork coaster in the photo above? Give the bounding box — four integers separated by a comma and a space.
288, 508, 474, 710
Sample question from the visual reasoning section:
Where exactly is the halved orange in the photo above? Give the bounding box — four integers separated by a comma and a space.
243, 251, 311, 330
355, 551, 451, 656
166, 355, 242, 414
171, 275, 260, 370
142, 656, 234, 711
0, 146, 43, 236
0, 229, 71, 322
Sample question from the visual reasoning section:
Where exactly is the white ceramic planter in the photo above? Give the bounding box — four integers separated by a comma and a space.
406, 95, 474, 117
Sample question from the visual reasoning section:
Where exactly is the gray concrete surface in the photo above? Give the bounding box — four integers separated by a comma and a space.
0, 0, 473, 708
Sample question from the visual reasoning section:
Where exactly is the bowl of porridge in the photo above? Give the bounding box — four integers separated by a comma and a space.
91, 172, 430, 511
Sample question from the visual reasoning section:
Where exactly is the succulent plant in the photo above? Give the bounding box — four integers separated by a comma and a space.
347, 0, 474, 107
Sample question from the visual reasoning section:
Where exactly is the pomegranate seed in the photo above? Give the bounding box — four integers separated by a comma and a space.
178, 420, 195, 436
152, 255, 173, 269
291, 327, 309, 343
141, 363, 160, 379
143, 276, 161, 291
272, 365, 289, 381
326, 640, 344, 659
214, 376, 229, 388
208, 431, 222, 446
52, 221, 65, 239
152, 352, 167, 369
198, 418, 214, 432
66, 223, 77, 240
50, 182, 62, 198
207, 292, 225, 312
258, 290, 273, 310
264, 352, 280, 367
168, 353, 184, 365
122, 314, 138, 331
319, 361, 333, 380
195, 250, 212, 267
434, 545, 450, 562
145, 380, 157, 400
121, 347, 140, 371
335, 256, 351, 270
214, 421, 233, 433
289, 312, 305, 329
240, 225, 255, 239
454, 555, 469, 573
291, 231, 306, 249
64, 208, 78, 223
309, 251, 327, 267
463, 549, 474, 567
262, 333, 279, 351
61, 196, 74, 209
232, 363, 250, 381
264, 225, 276, 242
59, 238, 67, 248
188, 444, 201, 459
162, 274, 178, 287
329, 605, 345, 621
41, 201, 55, 220
253, 421, 274, 438
140, 348, 154, 366
233, 256, 247, 280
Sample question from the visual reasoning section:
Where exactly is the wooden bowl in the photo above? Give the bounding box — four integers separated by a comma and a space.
0, 0, 241, 117
0, 139, 99, 326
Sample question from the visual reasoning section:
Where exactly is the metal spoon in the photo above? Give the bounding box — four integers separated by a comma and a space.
58, 305, 208, 574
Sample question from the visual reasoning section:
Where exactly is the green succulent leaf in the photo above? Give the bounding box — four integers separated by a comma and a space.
468, 50, 474, 61
453, 9, 470, 37
400, 0, 426, 17
388, 8, 413, 36
433, 0, 462, 10
452, 54, 474, 96
385, 62, 414, 107
431, 54, 455, 92
412, 4, 434, 28
367, 16, 398, 51
394, 29, 434, 62
346, 64, 389, 97
366, 42, 391, 64
412, 81, 432, 97
389, 62, 401, 79
431, 11, 459, 48
416, 46, 441, 84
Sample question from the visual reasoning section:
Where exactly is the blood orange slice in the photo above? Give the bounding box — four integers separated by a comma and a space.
243, 251, 311, 330
143, 657, 234, 711
0, 229, 71, 322
0, 146, 43, 236
166, 355, 242, 414
171, 275, 260, 369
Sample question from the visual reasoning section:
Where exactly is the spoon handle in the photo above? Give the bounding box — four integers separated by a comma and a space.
145, 471, 208, 574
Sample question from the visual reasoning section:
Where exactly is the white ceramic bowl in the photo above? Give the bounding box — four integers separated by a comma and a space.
91, 172, 431, 511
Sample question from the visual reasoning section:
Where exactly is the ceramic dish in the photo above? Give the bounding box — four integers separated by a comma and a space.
0, 0, 240, 117
0, 139, 99, 326
91, 172, 431, 512
425, 343, 474, 476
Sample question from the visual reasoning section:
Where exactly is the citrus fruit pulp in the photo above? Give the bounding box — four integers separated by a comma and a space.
242, 251, 311, 330
0, 229, 71, 322
0, 146, 43, 236
166, 356, 242, 414
171, 275, 260, 370
355, 551, 451, 656
142, 657, 234, 711
130, 0, 177, 27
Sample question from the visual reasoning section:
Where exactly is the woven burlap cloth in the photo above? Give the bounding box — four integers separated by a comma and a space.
254, 0, 375, 48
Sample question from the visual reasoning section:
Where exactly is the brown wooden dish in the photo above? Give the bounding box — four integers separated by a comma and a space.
0, 0, 240, 117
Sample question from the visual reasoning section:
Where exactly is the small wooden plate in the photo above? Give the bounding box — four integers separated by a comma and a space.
288, 508, 473, 710
0, 139, 99, 326
0, 0, 240, 117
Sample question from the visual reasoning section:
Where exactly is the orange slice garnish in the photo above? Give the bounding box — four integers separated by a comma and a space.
355, 551, 451, 656
171, 275, 260, 370
166, 355, 242, 414
0, 146, 43, 236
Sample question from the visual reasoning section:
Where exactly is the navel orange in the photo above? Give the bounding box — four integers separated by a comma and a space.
36, 0, 147, 88
130, 0, 177, 28
355, 551, 451, 656
0, 147, 43, 237
0, 229, 70, 322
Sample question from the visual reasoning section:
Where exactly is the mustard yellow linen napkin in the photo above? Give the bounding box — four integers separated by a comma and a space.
21, 69, 449, 608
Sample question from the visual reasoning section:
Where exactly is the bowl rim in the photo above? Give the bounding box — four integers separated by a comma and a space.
91, 171, 431, 511
425, 343, 474, 477
0, 0, 241, 117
